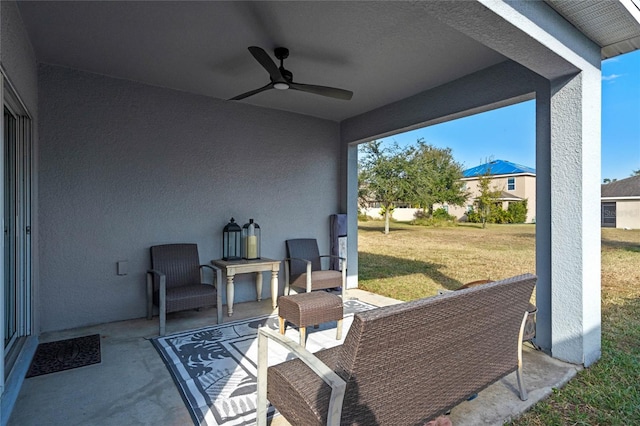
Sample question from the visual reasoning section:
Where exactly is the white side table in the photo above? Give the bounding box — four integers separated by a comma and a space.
211, 258, 280, 316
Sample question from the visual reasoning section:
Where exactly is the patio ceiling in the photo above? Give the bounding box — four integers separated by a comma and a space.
16, 1, 640, 122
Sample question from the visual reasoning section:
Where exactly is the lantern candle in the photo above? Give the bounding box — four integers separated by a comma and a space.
246, 235, 258, 259
242, 219, 261, 260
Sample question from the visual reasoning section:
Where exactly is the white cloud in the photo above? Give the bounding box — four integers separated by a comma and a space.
602, 73, 623, 81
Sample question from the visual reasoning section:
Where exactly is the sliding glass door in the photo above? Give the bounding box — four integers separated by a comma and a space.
4, 106, 17, 350
3, 80, 32, 364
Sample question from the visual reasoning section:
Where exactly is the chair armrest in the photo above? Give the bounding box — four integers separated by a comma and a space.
146, 269, 167, 321
284, 257, 313, 292
146, 269, 166, 291
284, 257, 312, 267
199, 264, 221, 285
318, 255, 347, 271
256, 327, 346, 426
199, 264, 223, 324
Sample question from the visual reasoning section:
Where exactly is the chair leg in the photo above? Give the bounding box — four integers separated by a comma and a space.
299, 327, 306, 348
517, 311, 528, 401
279, 316, 286, 335
160, 309, 166, 337
336, 318, 343, 340
516, 363, 528, 401
146, 273, 153, 320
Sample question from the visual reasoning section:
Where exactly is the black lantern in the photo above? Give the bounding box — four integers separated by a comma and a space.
222, 218, 242, 260
242, 219, 261, 260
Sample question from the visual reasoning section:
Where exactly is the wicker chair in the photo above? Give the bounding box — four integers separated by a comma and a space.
284, 238, 346, 298
147, 243, 222, 336
458, 279, 537, 344
257, 273, 537, 426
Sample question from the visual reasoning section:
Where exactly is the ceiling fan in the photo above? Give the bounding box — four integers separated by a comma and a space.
229, 46, 353, 101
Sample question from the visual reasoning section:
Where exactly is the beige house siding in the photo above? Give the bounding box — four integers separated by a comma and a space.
602, 199, 640, 229
439, 173, 536, 223
617, 201, 640, 229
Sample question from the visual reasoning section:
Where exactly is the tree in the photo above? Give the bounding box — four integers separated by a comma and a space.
474, 170, 501, 229
603, 178, 617, 184
358, 141, 411, 234
405, 139, 468, 215
632, 169, 640, 176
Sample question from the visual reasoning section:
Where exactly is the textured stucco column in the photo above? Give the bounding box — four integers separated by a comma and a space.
537, 70, 602, 366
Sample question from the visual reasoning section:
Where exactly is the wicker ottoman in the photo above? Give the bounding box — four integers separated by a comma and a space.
278, 291, 343, 348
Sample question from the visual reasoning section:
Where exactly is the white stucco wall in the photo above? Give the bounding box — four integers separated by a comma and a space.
38, 65, 341, 332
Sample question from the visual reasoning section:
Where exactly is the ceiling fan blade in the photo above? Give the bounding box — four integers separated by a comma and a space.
289, 82, 353, 100
248, 46, 286, 84
229, 83, 273, 101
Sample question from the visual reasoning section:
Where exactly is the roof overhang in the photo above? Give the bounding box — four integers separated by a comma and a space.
545, 0, 640, 59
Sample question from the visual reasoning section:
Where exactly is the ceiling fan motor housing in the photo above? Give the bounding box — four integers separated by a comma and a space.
274, 47, 289, 60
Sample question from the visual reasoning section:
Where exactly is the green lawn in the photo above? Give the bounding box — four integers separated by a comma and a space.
358, 221, 640, 425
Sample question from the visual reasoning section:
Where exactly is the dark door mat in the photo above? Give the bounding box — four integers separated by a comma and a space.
26, 334, 101, 378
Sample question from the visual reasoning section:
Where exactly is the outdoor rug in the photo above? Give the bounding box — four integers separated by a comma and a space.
26, 334, 101, 378
151, 299, 376, 426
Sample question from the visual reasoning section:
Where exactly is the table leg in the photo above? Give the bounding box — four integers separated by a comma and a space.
255, 272, 263, 302
226, 274, 235, 316
271, 270, 278, 309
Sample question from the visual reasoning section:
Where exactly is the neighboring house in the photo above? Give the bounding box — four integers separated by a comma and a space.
445, 159, 537, 223
363, 159, 537, 223
601, 175, 640, 229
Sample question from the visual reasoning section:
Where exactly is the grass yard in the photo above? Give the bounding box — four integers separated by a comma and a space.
358, 221, 640, 425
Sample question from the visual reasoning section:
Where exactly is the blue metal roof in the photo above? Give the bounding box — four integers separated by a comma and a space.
463, 160, 536, 178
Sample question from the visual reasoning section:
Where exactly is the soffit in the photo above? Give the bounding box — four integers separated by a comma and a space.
545, 0, 640, 58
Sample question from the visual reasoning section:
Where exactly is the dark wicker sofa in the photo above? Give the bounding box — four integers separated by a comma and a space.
257, 273, 537, 426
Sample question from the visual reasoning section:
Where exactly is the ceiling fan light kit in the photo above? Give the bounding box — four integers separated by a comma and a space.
230, 46, 353, 101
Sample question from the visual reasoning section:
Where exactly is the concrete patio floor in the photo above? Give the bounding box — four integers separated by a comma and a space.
8, 289, 581, 426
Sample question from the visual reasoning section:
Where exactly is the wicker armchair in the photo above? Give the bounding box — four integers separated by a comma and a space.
147, 243, 222, 336
257, 273, 537, 425
284, 238, 346, 298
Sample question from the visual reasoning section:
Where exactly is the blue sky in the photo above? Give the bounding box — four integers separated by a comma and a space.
378, 50, 640, 182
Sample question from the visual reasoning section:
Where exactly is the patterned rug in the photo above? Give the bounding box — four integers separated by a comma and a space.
151, 299, 376, 426
26, 334, 101, 378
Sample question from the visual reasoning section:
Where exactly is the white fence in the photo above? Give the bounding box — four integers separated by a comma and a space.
361, 207, 422, 222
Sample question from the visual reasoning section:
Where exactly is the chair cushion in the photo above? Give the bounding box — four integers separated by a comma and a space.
153, 284, 216, 313
267, 347, 343, 426
289, 270, 342, 291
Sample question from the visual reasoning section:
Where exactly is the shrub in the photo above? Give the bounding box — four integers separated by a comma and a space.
432, 207, 455, 221
358, 212, 371, 221
412, 207, 456, 227
466, 200, 528, 224
507, 200, 528, 223
466, 207, 481, 223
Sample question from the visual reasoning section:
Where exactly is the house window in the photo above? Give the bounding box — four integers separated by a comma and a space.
507, 177, 515, 191
443, 205, 449, 213
601, 203, 616, 228
467, 205, 473, 212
